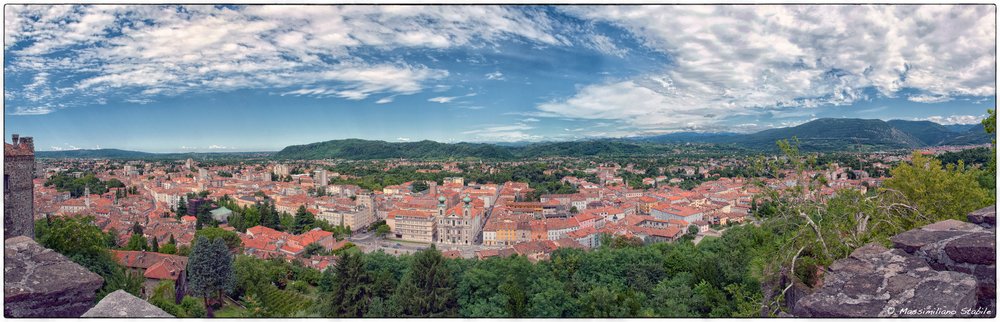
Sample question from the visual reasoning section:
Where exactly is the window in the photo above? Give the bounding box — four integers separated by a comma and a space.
3, 174, 7, 192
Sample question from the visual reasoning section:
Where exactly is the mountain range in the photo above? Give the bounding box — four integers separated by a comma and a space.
35, 118, 994, 160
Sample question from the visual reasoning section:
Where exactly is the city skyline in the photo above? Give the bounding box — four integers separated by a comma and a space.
4, 5, 996, 152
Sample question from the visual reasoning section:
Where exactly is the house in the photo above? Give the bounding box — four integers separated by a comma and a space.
111, 250, 188, 300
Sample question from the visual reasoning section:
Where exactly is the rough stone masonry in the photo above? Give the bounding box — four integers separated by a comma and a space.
792, 205, 996, 318
4, 134, 35, 239
4, 236, 104, 317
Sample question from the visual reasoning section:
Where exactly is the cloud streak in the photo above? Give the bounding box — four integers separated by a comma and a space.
543, 5, 995, 130
4, 5, 568, 114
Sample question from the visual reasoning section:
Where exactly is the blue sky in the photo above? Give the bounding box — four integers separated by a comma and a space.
4, 5, 996, 152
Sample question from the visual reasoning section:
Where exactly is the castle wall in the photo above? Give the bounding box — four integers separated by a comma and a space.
4, 136, 35, 240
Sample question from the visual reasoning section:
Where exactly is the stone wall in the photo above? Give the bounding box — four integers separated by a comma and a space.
4, 135, 35, 240
4, 236, 103, 317
791, 205, 996, 318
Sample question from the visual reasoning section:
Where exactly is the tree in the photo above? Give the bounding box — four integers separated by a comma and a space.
177, 197, 188, 218
393, 248, 457, 317
375, 224, 391, 238
883, 152, 992, 221
105, 228, 119, 248
411, 181, 429, 193
319, 251, 371, 317
34, 216, 142, 300
294, 205, 316, 234
261, 201, 281, 230
187, 236, 235, 318
194, 227, 242, 253
160, 243, 177, 255
127, 233, 148, 251
303, 243, 325, 258
150, 236, 160, 253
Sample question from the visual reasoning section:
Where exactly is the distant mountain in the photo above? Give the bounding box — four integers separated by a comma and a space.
36, 149, 273, 160
885, 120, 959, 146
37, 118, 996, 161
940, 124, 995, 146
725, 118, 924, 151
36, 149, 157, 159
943, 124, 979, 133
273, 138, 678, 160
274, 139, 516, 160
633, 132, 739, 144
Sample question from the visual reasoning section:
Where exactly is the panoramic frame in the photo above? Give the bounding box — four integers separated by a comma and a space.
2, 3, 998, 319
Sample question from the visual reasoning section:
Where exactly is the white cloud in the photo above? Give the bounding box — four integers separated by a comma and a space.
550, 5, 995, 130
917, 114, 985, 125
485, 71, 505, 80
428, 92, 476, 104
375, 96, 395, 104
429, 96, 459, 104
207, 145, 230, 149
462, 123, 540, 142
522, 118, 540, 122
397, 137, 411, 142
587, 33, 628, 58
4, 5, 565, 113
907, 94, 953, 103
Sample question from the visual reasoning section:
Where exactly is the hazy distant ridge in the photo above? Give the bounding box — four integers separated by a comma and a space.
36, 118, 993, 160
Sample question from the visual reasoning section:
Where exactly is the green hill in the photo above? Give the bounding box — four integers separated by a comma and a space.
36, 149, 272, 160
274, 139, 516, 160
940, 124, 995, 146
730, 118, 925, 151
885, 120, 959, 146
36, 149, 157, 159
273, 139, 677, 160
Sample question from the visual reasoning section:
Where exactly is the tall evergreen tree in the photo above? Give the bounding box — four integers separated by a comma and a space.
293, 205, 316, 234
393, 247, 457, 317
187, 236, 235, 318
150, 236, 159, 252
320, 251, 371, 317
176, 196, 188, 218
261, 201, 280, 230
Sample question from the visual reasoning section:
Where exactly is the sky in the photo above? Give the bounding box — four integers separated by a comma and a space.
3, 4, 996, 152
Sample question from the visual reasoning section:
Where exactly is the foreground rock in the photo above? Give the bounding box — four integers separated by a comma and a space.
4, 236, 104, 317
792, 243, 979, 317
81, 290, 173, 318
792, 206, 997, 318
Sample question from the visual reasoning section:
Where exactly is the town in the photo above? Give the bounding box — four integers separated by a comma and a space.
30, 142, 949, 274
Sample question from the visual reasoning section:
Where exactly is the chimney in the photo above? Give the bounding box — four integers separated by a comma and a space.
19, 137, 33, 152
11, 134, 19, 145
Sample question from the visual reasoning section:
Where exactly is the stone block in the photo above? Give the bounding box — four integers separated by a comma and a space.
890, 229, 967, 254
944, 232, 995, 265
968, 206, 996, 227
4, 236, 104, 317
81, 290, 173, 318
